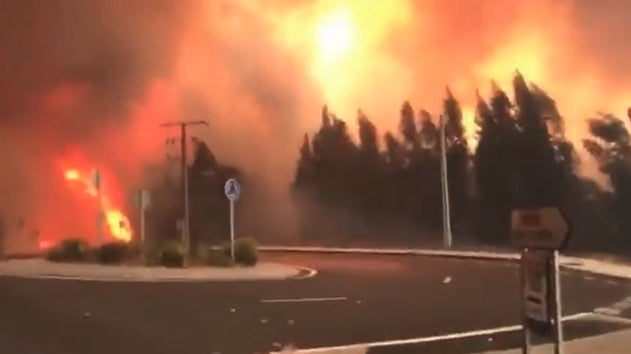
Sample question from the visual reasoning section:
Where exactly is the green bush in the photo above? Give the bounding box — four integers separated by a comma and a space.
137, 241, 161, 266
224, 238, 258, 266
199, 247, 234, 267
94, 242, 130, 264
46, 238, 89, 262
158, 242, 185, 268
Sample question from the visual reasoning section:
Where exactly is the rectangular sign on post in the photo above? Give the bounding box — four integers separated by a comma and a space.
134, 190, 151, 210
522, 250, 553, 337
512, 206, 571, 354
511, 207, 570, 250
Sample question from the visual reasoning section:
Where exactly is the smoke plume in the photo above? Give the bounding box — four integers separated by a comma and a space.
0, 0, 629, 250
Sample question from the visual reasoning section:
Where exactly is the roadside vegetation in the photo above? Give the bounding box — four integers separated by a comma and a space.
45, 237, 259, 268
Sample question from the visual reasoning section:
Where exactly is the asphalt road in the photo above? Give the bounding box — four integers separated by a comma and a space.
0, 253, 629, 354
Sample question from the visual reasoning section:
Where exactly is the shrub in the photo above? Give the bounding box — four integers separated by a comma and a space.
138, 241, 161, 266
200, 247, 234, 267
158, 242, 185, 268
229, 237, 259, 266
46, 238, 89, 262
94, 242, 130, 264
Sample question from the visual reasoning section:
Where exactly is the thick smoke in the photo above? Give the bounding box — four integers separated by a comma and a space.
0, 0, 629, 250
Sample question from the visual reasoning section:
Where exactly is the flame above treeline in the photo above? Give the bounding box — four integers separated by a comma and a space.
0, 0, 630, 250
62, 167, 133, 243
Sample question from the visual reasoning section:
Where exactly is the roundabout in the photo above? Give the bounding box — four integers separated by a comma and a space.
0, 252, 628, 354
0, 258, 314, 282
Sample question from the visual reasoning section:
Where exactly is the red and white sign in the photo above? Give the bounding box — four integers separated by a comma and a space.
511, 207, 570, 250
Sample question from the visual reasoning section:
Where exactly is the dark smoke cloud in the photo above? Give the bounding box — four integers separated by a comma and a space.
0, 0, 188, 129
0, 0, 194, 250
0, 0, 630, 249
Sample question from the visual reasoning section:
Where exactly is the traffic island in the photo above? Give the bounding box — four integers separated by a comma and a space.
44, 237, 260, 268
0, 258, 315, 282
0, 237, 317, 282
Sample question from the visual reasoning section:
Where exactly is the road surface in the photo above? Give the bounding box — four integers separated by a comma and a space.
0, 253, 628, 354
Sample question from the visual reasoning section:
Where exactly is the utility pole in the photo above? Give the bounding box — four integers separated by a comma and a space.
161, 120, 209, 259
439, 114, 453, 248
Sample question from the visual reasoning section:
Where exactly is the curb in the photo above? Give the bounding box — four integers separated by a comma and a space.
258, 246, 631, 282
259, 246, 520, 261
0, 261, 316, 283
291, 266, 318, 279
4, 247, 629, 282
0, 271, 311, 283
0, 274, 311, 283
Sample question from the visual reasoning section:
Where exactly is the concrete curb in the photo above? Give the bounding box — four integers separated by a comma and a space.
292, 266, 319, 279
0, 259, 317, 283
259, 245, 519, 261
258, 246, 631, 282
4, 246, 629, 282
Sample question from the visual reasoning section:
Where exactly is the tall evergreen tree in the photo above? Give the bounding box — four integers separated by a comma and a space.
512, 73, 560, 207
399, 101, 418, 148
473, 85, 516, 244
418, 109, 439, 150
294, 134, 315, 190
583, 114, 631, 242
356, 110, 384, 215
442, 88, 470, 224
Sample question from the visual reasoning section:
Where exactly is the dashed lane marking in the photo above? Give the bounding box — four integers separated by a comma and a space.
261, 297, 348, 304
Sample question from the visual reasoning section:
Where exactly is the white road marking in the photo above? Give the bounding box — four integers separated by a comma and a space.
595, 295, 631, 316
590, 312, 631, 324
271, 312, 591, 353
595, 307, 621, 316
261, 297, 348, 304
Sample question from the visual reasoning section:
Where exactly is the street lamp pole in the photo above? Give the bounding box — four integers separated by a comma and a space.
439, 114, 453, 248
161, 120, 208, 259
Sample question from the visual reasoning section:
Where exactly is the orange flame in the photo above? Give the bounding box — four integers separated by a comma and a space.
63, 168, 133, 243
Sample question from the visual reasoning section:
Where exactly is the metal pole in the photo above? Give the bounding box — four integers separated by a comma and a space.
440, 115, 453, 248
160, 120, 208, 259
96, 188, 102, 246
553, 250, 564, 354
181, 125, 191, 259
229, 200, 235, 261
140, 206, 146, 245
520, 249, 531, 354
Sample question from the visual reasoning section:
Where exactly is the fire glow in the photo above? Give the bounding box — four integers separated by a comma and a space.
63, 168, 133, 243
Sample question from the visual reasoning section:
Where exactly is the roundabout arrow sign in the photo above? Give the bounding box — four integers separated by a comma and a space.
511, 207, 571, 250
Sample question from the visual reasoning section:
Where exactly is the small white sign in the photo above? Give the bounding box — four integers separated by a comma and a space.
224, 178, 241, 202
135, 189, 151, 210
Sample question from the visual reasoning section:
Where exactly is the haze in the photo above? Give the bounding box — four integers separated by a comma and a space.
0, 0, 630, 250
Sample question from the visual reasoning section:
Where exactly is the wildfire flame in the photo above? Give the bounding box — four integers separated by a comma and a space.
63, 168, 133, 243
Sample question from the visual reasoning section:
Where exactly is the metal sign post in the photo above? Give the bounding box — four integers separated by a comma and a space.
223, 178, 241, 262
511, 207, 571, 354
552, 250, 564, 354
135, 190, 151, 244
91, 169, 102, 245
